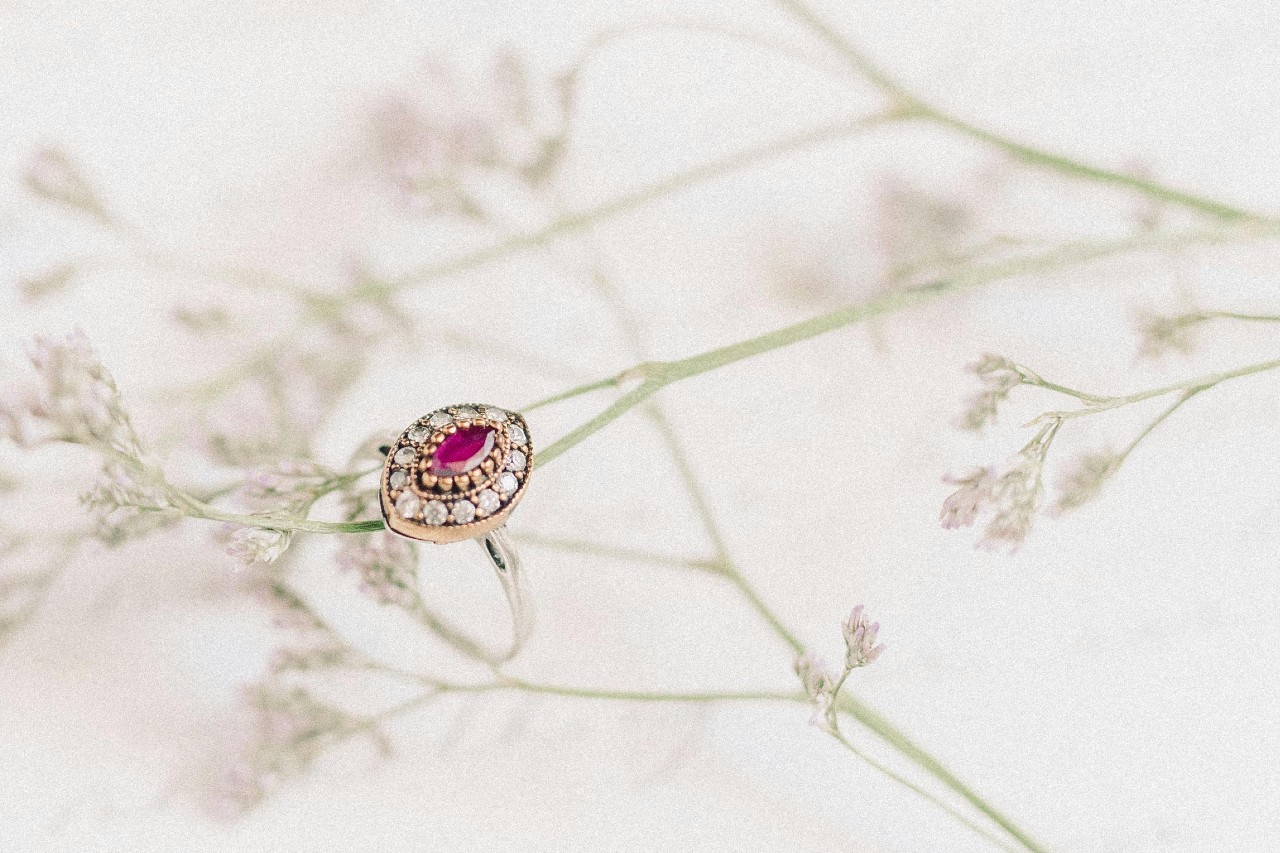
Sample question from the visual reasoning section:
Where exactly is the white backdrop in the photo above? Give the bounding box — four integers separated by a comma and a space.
2, 1, 1278, 851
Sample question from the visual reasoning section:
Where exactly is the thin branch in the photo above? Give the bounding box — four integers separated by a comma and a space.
535, 225, 1270, 468
379, 113, 893, 293
771, 0, 1274, 224
514, 531, 724, 574
828, 728, 1021, 853
833, 694, 1051, 853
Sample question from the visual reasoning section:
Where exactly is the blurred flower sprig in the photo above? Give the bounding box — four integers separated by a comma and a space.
944, 344, 1280, 549
10, 3, 1280, 850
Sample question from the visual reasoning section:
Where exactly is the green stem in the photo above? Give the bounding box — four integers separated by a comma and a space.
514, 531, 724, 574
556, 212, 1030, 850
834, 694, 1050, 853
1117, 387, 1206, 463
535, 225, 1267, 467
1060, 353, 1280, 418
1202, 310, 1280, 324
771, 0, 1272, 223
380, 113, 891, 293
828, 728, 1020, 853
494, 677, 801, 705
183, 498, 384, 534
644, 405, 806, 651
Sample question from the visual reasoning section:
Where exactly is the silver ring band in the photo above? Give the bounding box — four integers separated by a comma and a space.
475, 526, 533, 663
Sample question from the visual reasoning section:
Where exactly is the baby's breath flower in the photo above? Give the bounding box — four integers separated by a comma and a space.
9, 330, 142, 455
252, 581, 355, 674
239, 461, 337, 514
1055, 451, 1121, 512
367, 51, 567, 217
793, 651, 837, 734
79, 460, 180, 545
0, 390, 34, 447
939, 467, 998, 530
842, 605, 886, 669
875, 176, 976, 282
957, 353, 1024, 431
218, 685, 365, 814
226, 527, 293, 567
338, 531, 419, 608
942, 421, 1059, 551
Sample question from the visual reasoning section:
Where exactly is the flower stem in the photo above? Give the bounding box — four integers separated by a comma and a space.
1116, 387, 1205, 463
535, 225, 1268, 467
514, 531, 724, 574
828, 728, 1021, 853
381, 113, 893, 294
771, 0, 1273, 223
833, 694, 1051, 853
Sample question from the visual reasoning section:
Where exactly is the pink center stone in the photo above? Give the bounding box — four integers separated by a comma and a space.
429, 425, 496, 476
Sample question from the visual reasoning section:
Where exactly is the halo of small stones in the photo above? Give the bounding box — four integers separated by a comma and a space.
383, 404, 531, 530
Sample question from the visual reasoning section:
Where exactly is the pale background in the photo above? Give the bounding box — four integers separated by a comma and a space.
3, 1, 1279, 851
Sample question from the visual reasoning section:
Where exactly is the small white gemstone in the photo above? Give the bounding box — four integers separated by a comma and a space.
393, 446, 415, 465
506, 449, 526, 471
429, 411, 452, 427
422, 500, 448, 525
455, 406, 479, 419
484, 407, 508, 422
476, 488, 501, 516
389, 469, 408, 490
506, 423, 527, 445
497, 472, 519, 495
451, 500, 476, 524
407, 425, 429, 443
395, 492, 420, 519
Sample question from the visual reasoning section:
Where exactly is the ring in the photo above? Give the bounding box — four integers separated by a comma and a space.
379, 403, 533, 662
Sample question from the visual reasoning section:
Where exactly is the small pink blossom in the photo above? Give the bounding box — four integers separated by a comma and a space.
226, 527, 292, 566
842, 605, 886, 669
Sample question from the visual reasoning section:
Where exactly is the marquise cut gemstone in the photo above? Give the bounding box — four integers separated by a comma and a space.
429, 425, 496, 476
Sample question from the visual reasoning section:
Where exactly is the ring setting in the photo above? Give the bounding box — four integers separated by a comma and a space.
379, 403, 534, 662
380, 404, 532, 544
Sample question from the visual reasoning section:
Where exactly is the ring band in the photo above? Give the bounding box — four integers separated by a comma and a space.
380, 404, 533, 662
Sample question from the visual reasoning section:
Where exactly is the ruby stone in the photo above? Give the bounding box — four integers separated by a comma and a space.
429, 425, 496, 476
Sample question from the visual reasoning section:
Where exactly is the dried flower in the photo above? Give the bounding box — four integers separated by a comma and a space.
217, 685, 365, 814
957, 353, 1024, 431
5, 330, 142, 455
367, 51, 567, 217
939, 467, 999, 531
1055, 451, 1121, 512
942, 422, 1059, 551
842, 605, 886, 669
226, 527, 293, 567
80, 460, 180, 545
793, 651, 837, 734
338, 531, 419, 608
239, 461, 337, 514
22, 147, 114, 226
875, 175, 978, 284
253, 581, 354, 674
